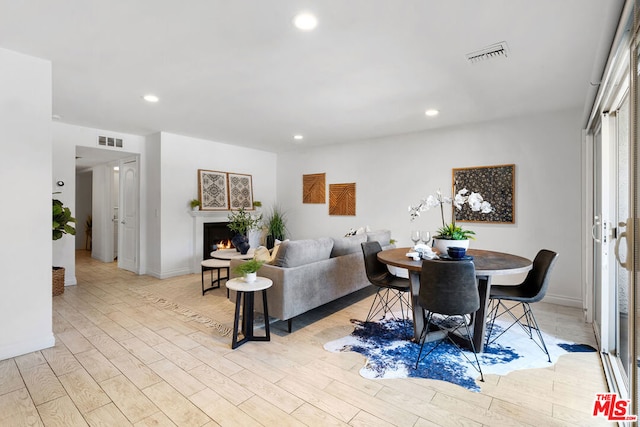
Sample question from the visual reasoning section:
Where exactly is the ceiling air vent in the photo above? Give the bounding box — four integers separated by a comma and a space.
98, 135, 124, 148
466, 41, 509, 64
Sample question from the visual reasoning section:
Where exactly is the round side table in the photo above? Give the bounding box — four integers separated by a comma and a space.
210, 248, 255, 260
225, 277, 273, 349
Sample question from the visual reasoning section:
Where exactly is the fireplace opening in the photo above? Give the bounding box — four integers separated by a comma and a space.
203, 222, 235, 260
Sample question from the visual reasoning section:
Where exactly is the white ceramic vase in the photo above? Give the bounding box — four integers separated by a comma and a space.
244, 272, 257, 283
433, 238, 469, 255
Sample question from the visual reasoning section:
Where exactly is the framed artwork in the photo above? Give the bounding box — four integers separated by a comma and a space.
198, 169, 229, 211
303, 173, 326, 203
452, 164, 515, 223
329, 183, 356, 216
228, 172, 254, 210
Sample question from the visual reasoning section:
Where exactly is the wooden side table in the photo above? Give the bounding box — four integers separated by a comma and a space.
225, 277, 272, 349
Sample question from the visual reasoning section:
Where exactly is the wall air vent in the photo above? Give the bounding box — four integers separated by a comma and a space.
98, 135, 124, 148
466, 41, 509, 64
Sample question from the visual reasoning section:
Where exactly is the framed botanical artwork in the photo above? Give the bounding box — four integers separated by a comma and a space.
228, 172, 254, 210
329, 183, 356, 216
452, 164, 515, 223
303, 173, 326, 203
198, 169, 229, 210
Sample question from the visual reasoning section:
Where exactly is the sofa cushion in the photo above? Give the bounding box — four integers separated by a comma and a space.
272, 237, 334, 268
366, 229, 391, 246
331, 234, 367, 257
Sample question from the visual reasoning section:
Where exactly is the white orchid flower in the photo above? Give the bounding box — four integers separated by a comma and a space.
426, 195, 439, 208
453, 193, 467, 210
480, 201, 493, 213
467, 192, 484, 211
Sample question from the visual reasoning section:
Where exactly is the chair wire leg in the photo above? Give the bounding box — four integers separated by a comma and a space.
415, 313, 433, 369
522, 303, 551, 362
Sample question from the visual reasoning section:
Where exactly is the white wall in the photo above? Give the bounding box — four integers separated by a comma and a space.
154, 132, 277, 278
0, 48, 55, 359
278, 108, 583, 306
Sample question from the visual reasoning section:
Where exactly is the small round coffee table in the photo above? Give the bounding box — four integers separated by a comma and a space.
225, 277, 272, 349
210, 248, 255, 260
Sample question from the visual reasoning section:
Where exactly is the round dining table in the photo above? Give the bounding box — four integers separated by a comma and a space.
377, 247, 532, 352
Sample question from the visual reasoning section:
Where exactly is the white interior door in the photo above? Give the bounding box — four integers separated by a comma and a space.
118, 157, 139, 273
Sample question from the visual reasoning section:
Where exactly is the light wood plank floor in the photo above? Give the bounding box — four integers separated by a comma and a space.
0, 250, 611, 426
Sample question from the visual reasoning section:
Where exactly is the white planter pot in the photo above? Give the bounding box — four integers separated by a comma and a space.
433, 238, 469, 255
244, 272, 257, 283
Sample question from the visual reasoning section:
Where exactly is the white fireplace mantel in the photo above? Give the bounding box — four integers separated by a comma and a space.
189, 210, 262, 273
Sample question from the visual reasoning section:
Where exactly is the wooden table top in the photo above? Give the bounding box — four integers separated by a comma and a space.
378, 247, 532, 276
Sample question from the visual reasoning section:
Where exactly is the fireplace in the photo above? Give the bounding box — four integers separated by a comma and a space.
203, 222, 234, 260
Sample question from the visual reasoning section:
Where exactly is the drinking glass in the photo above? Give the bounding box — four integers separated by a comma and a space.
421, 231, 431, 246
411, 230, 421, 246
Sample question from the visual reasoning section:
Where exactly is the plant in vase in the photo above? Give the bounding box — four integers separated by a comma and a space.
265, 205, 287, 249
227, 207, 262, 254
190, 199, 200, 211
52, 198, 76, 296
408, 185, 492, 254
232, 259, 265, 283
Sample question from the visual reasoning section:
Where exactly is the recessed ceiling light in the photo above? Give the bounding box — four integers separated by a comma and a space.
143, 94, 159, 103
293, 13, 318, 31
425, 109, 439, 117
293, 134, 304, 140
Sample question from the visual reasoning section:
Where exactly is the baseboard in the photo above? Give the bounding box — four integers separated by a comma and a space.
0, 333, 55, 361
543, 293, 582, 308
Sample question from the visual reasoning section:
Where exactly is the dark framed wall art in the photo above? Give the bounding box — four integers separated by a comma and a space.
452, 164, 515, 223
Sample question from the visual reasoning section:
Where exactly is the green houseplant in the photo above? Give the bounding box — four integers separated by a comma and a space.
232, 259, 265, 283
53, 198, 76, 241
265, 206, 287, 249
52, 198, 76, 296
227, 207, 262, 235
190, 199, 200, 210
228, 207, 262, 254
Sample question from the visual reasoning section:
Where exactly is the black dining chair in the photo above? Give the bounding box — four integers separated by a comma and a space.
415, 259, 483, 381
485, 249, 559, 362
361, 241, 411, 322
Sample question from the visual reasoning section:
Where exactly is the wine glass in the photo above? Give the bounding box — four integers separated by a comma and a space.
421, 231, 431, 246
411, 230, 421, 247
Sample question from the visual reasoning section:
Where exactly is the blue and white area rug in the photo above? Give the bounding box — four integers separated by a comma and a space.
324, 317, 595, 392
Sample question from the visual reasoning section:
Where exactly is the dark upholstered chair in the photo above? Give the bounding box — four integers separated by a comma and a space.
415, 259, 483, 381
361, 241, 411, 322
485, 249, 559, 362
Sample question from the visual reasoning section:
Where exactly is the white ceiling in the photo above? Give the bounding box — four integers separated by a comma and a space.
0, 1, 625, 153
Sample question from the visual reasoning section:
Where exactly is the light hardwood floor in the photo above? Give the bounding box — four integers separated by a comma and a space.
0, 250, 612, 426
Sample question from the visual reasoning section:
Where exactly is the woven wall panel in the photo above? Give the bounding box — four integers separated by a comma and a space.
303, 173, 326, 203
329, 183, 356, 216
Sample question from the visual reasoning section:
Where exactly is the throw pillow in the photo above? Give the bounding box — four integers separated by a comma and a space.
331, 234, 367, 257
254, 246, 272, 263
366, 229, 391, 247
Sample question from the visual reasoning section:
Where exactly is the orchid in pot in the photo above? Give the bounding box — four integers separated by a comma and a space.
408, 185, 492, 253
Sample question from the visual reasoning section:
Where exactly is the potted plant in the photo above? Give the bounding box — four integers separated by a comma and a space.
232, 259, 265, 283
227, 207, 262, 254
265, 206, 287, 249
408, 185, 492, 254
52, 198, 76, 296
190, 199, 200, 211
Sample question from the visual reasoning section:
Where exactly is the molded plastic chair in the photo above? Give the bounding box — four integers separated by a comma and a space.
415, 259, 483, 381
485, 249, 559, 362
361, 241, 411, 322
